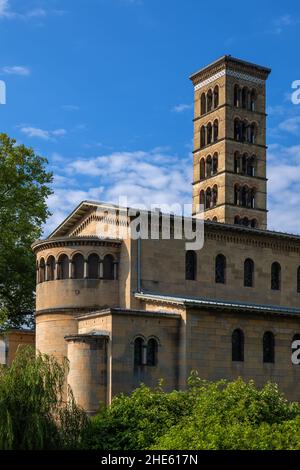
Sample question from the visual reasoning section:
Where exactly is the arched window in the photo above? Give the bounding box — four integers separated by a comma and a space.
234, 85, 240, 107
206, 155, 212, 177
242, 217, 249, 227
205, 187, 212, 209
250, 123, 256, 144
244, 258, 254, 287
247, 156, 255, 177
103, 254, 114, 280
212, 216, 218, 222
200, 158, 205, 180
234, 184, 240, 205
201, 93, 206, 115
47, 256, 55, 281
213, 119, 218, 142
250, 188, 255, 209
199, 190, 205, 207
234, 118, 241, 141
39, 258, 45, 283
88, 253, 99, 279
185, 250, 197, 281
213, 85, 219, 108
234, 215, 240, 225
242, 120, 248, 142
215, 254, 226, 284
57, 254, 69, 280
242, 87, 248, 109
297, 267, 300, 293
232, 329, 244, 362
250, 89, 256, 111
234, 151, 239, 174
212, 185, 218, 207
241, 153, 247, 174
263, 331, 275, 363
241, 186, 248, 207
271, 262, 281, 291
200, 126, 206, 148
73, 253, 84, 279
147, 338, 158, 366
134, 337, 145, 366
207, 123, 212, 145
251, 219, 257, 228
207, 89, 213, 112
212, 153, 218, 174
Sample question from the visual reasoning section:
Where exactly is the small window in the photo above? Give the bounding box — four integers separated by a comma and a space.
263, 331, 275, 363
232, 329, 244, 362
215, 254, 226, 284
88, 253, 99, 279
47, 256, 56, 281
73, 253, 84, 279
271, 262, 281, 291
134, 338, 145, 366
57, 254, 69, 280
147, 339, 158, 366
103, 254, 114, 280
186, 251, 197, 281
244, 258, 254, 287
39, 258, 45, 283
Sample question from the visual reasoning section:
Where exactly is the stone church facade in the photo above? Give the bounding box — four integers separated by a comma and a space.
33, 56, 300, 414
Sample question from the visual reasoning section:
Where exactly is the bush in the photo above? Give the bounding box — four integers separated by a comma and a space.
0, 347, 88, 449
153, 374, 300, 450
83, 382, 194, 450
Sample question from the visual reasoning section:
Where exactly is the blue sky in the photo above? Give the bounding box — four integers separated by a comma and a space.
1, 0, 300, 234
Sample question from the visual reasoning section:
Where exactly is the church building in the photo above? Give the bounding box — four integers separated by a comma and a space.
33, 56, 300, 414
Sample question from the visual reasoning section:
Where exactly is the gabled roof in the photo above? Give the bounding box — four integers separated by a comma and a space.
46, 200, 300, 244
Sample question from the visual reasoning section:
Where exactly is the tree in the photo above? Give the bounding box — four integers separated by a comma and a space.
0, 133, 53, 327
0, 347, 88, 449
83, 382, 194, 450
153, 374, 300, 450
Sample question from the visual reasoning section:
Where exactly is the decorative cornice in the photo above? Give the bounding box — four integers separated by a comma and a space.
194, 68, 265, 91
32, 236, 122, 254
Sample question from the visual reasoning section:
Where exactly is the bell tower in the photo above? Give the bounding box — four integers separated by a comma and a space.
190, 55, 271, 229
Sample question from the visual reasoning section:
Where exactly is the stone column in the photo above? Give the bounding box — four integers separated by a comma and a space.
99, 259, 104, 279
69, 260, 73, 279
84, 260, 88, 279
65, 334, 109, 415
113, 261, 118, 280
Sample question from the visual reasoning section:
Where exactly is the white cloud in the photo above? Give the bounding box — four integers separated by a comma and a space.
271, 14, 299, 34
278, 117, 300, 134
20, 126, 66, 140
172, 103, 193, 113
0, 1, 62, 21
0, 65, 30, 76
44, 148, 192, 235
267, 143, 300, 234
61, 104, 79, 112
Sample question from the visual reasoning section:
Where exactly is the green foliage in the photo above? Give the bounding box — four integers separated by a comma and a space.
83, 382, 194, 450
83, 371, 300, 450
0, 133, 53, 327
0, 347, 88, 449
154, 374, 300, 450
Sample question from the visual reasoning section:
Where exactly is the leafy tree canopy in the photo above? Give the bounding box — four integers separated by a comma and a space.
0, 133, 53, 327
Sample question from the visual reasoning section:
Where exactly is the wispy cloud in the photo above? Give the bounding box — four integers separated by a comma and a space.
0, 65, 30, 76
270, 14, 299, 34
61, 104, 79, 112
20, 126, 66, 140
278, 116, 300, 134
44, 147, 192, 234
171, 103, 193, 113
0, 1, 65, 21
